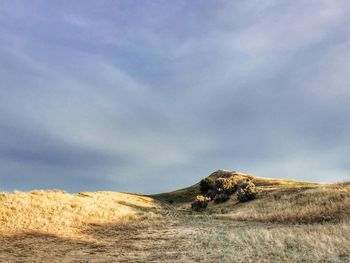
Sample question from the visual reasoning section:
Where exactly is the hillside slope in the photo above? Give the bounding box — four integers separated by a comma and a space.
0, 170, 349, 262
153, 169, 321, 204
153, 169, 350, 224
0, 190, 160, 237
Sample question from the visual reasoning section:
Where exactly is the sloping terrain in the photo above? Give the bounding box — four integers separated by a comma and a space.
0, 170, 349, 262
154, 170, 350, 224
0, 190, 161, 236
153, 169, 321, 205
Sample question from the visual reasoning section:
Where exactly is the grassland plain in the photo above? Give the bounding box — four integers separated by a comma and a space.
0, 170, 349, 262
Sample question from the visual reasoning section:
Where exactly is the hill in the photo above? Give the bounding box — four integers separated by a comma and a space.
154, 169, 349, 224
0, 169, 349, 262
153, 169, 321, 204
0, 190, 161, 236
153, 169, 321, 200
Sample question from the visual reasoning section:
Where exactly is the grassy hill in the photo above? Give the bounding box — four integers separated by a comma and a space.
0, 190, 161, 236
153, 169, 321, 204
154, 170, 350, 224
0, 169, 349, 262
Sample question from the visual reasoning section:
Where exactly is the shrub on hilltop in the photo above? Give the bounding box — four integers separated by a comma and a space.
214, 177, 238, 195
206, 189, 216, 200
199, 177, 214, 195
192, 175, 258, 211
213, 193, 230, 204
237, 180, 257, 202
191, 195, 210, 211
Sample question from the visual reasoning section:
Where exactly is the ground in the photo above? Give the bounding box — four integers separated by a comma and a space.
0, 170, 349, 262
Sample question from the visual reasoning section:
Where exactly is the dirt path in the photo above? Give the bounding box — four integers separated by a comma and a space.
157, 200, 178, 217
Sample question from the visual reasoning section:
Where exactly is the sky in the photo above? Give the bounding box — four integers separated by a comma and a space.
0, 0, 350, 193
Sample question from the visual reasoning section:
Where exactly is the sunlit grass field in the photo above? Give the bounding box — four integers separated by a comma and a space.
0, 171, 349, 262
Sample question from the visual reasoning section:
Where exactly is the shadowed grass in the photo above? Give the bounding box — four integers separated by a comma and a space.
0, 170, 349, 262
152, 170, 322, 208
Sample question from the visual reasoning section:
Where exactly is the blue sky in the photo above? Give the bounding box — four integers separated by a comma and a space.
1, 0, 350, 193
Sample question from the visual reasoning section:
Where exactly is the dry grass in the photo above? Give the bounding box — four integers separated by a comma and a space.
211, 183, 350, 224
182, 217, 350, 262
153, 169, 320, 207
0, 190, 160, 237
0, 190, 165, 262
1, 215, 348, 262
0, 173, 349, 262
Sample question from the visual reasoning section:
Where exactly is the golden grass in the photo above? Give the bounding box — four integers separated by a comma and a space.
0, 190, 160, 237
183, 217, 350, 262
0, 189, 165, 262
210, 183, 350, 224
153, 169, 321, 206
0, 172, 349, 262
1, 215, 348, 262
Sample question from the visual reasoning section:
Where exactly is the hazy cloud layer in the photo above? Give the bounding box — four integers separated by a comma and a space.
1, 0, 350, 193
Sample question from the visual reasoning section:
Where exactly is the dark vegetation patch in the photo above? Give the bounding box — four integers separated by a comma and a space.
193, 173, 257, 211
